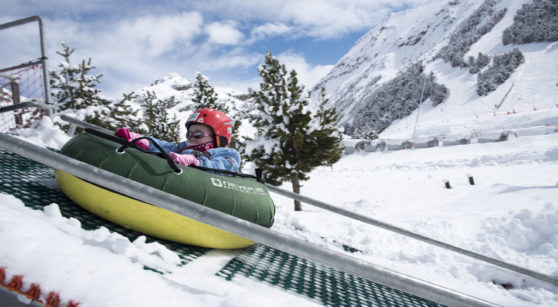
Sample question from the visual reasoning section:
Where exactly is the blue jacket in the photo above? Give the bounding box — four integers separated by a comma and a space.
146, 137, 241, 172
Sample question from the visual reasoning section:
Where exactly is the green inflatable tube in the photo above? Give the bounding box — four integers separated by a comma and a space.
58, 132, 275, 228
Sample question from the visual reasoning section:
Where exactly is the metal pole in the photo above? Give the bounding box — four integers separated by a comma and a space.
0, 16, 52, 116
266, 184, 558, 288
0, 101, 55, 114
0, 16, 41, 30
36, 16, 52, 115
0, 59, 43, 74
59, 115, 112, 134
0, 132, 497, 307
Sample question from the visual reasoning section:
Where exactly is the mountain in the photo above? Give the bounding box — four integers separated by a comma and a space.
138, 72, 246, 122
2, 90, 558, 307
1, 2, 557, 305
313, 0, 558, 140
117, 72, 252, 138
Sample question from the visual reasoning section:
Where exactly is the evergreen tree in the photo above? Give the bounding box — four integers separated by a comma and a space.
191, 73, 243, 149
468, 52, 491, 74
351, 63, 448, 135
243, 52, 344, 211
435, 1, 506, 68
192, 73, 225, 111
50, 42, 110, 111
141, 91, 180, 142
308, 87, 345, 165
477, 48, 524, 96
502, 0, 558, 45
354, 125, 379, 140
49, 42, 113, 132
111, 92, 147, 134
87, 92, 147, 134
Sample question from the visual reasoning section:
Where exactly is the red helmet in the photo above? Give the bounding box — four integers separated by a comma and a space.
186, 108, 233, 147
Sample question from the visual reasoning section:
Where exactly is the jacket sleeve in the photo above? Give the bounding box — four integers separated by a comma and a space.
196, 148, 241, 173
146, 137, 188, 154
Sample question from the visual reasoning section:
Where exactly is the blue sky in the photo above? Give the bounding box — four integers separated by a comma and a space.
1, 0, 427, 99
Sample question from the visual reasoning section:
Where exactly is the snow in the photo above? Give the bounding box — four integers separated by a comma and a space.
379, 39, 558, 141
1, 1, 557, 306
1, 108, 558, 306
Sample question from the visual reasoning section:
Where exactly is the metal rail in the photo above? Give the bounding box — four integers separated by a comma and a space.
0, 16, 52, 115
60, 114, 112, 135
0, 59, 44, 74
58, 115, 558, 288
0, 101, 55, 114
0, 132, 497, 307
266, 184, 558, 288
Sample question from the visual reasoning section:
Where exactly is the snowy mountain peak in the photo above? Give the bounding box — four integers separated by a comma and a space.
133, 72, 247, 133
140, 72, 244, 105
150, 72, 193, 92
314, 0, 557, 140
313, 0, 481, 120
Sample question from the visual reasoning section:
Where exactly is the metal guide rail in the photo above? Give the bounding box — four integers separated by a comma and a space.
0, 131, 498, 306
0, 147, 442, 307
62, 115, 558, 289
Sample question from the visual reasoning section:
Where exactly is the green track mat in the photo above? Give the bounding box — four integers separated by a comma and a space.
0, 148, 208, 266
217, 244, 443, 307
0, 148, 444, 306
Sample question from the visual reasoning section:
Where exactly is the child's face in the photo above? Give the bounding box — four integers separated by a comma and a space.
187, 124, 214, 145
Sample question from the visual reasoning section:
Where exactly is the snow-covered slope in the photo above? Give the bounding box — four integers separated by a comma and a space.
312, 0, 474, 111
1, 117, 557, 306
1, 1, 557, 306
314, 0, 557, 140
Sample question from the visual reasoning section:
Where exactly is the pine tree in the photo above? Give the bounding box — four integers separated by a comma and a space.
243, 52, 344, 211
191, 73, 242, 149
141, 91, 180, 142
50, 42, 110, 111
307, 87, 345, 166
476, 48, 524, 96
192, 73, 226, 111
503, 0, 558, 45
49, 42, 114, 132
355, 125, 379, 140
87, 92, 147, 134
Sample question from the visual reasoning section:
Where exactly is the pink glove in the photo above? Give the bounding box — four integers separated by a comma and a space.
114, 127, 150, 150
169, 152, 200, 167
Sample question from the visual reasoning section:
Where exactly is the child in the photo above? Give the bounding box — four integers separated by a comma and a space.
115, 108, 240, 172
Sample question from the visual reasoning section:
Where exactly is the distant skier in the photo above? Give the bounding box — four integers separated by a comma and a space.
114, 108, 240, 172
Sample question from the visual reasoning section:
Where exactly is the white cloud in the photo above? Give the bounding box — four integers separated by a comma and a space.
277, 51, 333, 88
250, 23, 291, 42
206, 21, 244, 45
33, 13, 205, 98
199, 49, 261, 71
191, 0, 429, 39
116, 12, 203, 57
1, 0, 429, 97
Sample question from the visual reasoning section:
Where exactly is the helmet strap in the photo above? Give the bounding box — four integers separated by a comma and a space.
216, 136, 228, 148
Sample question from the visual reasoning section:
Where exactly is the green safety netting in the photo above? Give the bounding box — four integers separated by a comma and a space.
0, 148, 444, 306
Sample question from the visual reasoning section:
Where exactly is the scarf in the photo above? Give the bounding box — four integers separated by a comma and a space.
187, 140, 214, 152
